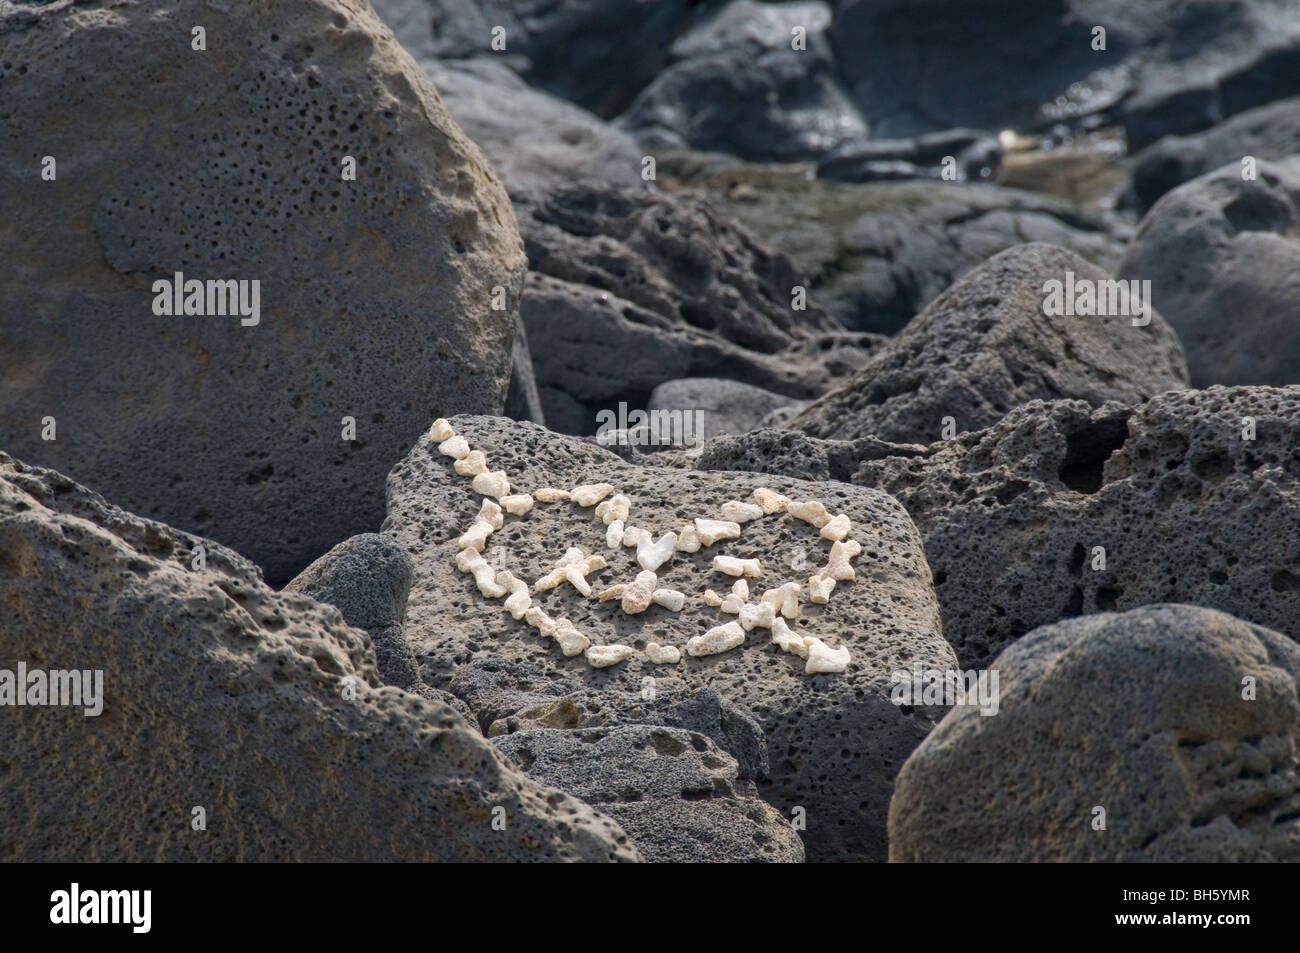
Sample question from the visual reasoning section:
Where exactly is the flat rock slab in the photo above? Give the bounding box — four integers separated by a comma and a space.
0, 453, 637, 862
890, 605, 1300, 861
383, 415, 956, 861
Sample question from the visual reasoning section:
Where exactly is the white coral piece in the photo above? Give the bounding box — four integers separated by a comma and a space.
570, 483, 614, 506
713, 555, 761, 578
534, 487, 570, 503
808, 570, 836, 604
500, 493, 534, 516
622, 524, 651, 547
819, 513, 851, 542
477, 498, 504, 531
429, 418, 455, 443
586, 643, 634, 668
826, 539, 862, 581
594, 493, 631, 525
636, 532, 677, 572
456, 519, 494, 552
771, 617, 810, 658
687, 621, 745, 657
535, 547, 604, 597
720, 500, 763, 523
738, 601, 776, 631
787, 500, 831, 528
703, 589, 724, 607
621, 570, 657, 615
455, 549, 507, 598
645, 642, 681, 665
606, 519, 625, 550
752, 487, 790, 514
598, 584, 625, 602
804, 637, 851, 674
694, 518, 742, 547
471, 470, 511, 499
438, 435, 471, 460
651, 588, 685, 612
552, 618, 591, 657
759, 581, 801, 620
454, 450, 490, 476
675, 524, 701, 553
497, 571, 531, 620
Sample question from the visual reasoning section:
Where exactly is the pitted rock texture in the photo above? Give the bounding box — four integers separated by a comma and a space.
1120, 158, 1300, 387
494, 726, 804, 862
647, 378, 807, 446
0, 0, 525, 584
790, 243, 1190, 444
516, 185, 858, 434
0, 452, 638, 862
889, 605, 1300, 862
486, 685, 770, 784
382, 415, 956, 861
618, 0, 867, 163
706, 389, 1300, 669
658, 153, 1127, 334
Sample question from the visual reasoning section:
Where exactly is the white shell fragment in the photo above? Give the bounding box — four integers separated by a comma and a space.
454, 450, 490, 476
694, 518, 742, 547
552, 618, 591, 657
703, 589, 724, 607
636, 532, 678, 572
586, 643, 635, 668
570, 483, 614, 507
808, 570, 836, 604
787, 500, 831, 528
720, 500, 763, 523
758, 581, 800, 620
606, 519, 625, 549
826, 539, 862, 581
535, 547, 606, 597
651, 588, 685, 612
471, 470, 511, 499
438, 435, 471, 460
497, 571, 531, 619
820, 513, 852, 542
771, 617, 810, 658
713, 555, 761, 578
675, 524, 701, 553
804, 637, 851, 675
455, 549, 507, 598
457, 519, 494, 552
594, 494, 631, 525
752, 488, 790, 514
500, 493, 534, 517
534, 487, 570, 503
687, 621, 746, 657
621, 570, 657, 615
645, 642, 682, 665
429, 418, 455, 443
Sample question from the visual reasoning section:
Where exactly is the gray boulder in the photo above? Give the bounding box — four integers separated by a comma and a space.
617, 0, 867, 163
382, 414, 957, 861
494, 726, 804, 862
791, 244, 1190, 444
1120, 158, 1300, 387
0, 0, 525, 584
647, 378, 807, 445
889, 605, 1300, 862
0, 452, 638, 861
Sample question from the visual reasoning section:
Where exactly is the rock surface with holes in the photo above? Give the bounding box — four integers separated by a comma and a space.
382, 414, 955, 861
1120, 158, 1300, 387
515, 184, 856, 434
790, 243, 1190, 444
889, 605, 1300, 861
0, 452, 638, 862
494, 725, 804, 862
0, 0, 525, 583
704, 389, 1300, 668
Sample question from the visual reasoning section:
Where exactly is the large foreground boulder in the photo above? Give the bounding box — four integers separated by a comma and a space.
0, 452, 638, 862
704, 387, 1300, 669
382, 415, 956, 861
889, 605, 1300, 861
1120, 158, 1300, 387
790, 244, 1190, 444
0, 0, 525, 583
